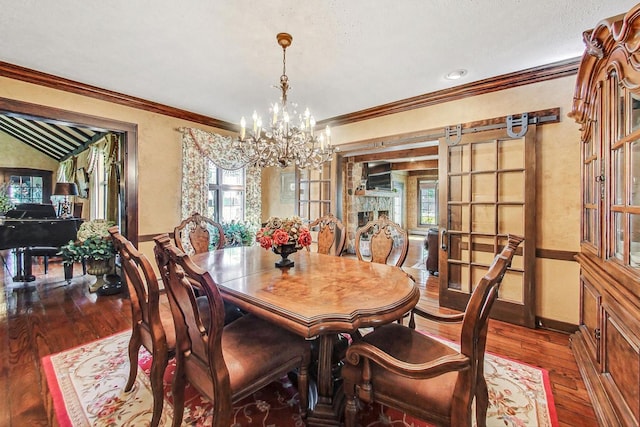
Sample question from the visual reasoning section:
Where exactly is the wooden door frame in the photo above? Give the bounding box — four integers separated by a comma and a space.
0, 97, 139, 247
438, 127, 537, 328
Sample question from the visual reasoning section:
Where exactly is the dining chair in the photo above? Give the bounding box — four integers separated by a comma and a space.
153, 234, 311, 427
307, 212, 346, 256
342, 234, 524, 427
173, 213, 243, 323
173, 212, 225, 254
108, 226, 175, 427
355, 214, 408, 267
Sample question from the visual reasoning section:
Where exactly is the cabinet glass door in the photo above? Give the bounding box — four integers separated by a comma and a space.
607, 72, 640, 269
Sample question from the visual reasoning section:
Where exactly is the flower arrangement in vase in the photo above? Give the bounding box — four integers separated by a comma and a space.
256, 216, 312, 267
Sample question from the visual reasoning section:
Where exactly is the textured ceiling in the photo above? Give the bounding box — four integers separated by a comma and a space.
0, 1, 637, 128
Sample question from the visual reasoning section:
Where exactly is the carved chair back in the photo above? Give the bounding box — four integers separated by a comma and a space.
153, 234, 310, 427
108, 226, 174, 427
174, 212, 225, 254
307, 213, 346, 256
354, 214, 408, 267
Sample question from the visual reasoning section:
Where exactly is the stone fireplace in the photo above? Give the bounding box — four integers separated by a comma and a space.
344, 159, 397, 253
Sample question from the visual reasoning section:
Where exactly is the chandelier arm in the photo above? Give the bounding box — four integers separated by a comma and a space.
233, 32, 333, 169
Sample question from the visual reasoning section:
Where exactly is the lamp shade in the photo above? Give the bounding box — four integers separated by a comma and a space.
53, 182, 79, 196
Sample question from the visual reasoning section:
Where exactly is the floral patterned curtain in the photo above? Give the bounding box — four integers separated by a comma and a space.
179, 127, 261, 226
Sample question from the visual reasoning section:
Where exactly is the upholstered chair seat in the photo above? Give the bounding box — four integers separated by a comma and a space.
342, 234, 524, 427
342, 323, 459, 422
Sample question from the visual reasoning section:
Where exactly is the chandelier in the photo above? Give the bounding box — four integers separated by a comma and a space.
236, 33, 334, 169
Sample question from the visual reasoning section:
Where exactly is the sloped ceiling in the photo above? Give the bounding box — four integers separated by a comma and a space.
0, 114, 107, 161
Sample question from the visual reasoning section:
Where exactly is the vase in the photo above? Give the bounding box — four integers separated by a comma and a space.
86, 257, 122, 295
272, 244, 298, 268
86, 258, 112, 276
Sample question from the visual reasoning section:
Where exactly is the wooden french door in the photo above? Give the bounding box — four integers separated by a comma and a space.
438, 127, 536, 327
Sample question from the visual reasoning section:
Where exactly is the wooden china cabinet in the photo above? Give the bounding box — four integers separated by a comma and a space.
569, 5, 640, 426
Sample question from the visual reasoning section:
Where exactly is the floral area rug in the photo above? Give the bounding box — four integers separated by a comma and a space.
43, 330, 558, 426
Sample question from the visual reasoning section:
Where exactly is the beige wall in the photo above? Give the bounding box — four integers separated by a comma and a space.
1, 73, 581, 324
0, 76, 231, 259
0, 131, 59, 173
330, 76, 582, 324
260, 166, 296, 221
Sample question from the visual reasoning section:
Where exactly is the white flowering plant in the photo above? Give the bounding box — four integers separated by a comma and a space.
59, 219, 116, 264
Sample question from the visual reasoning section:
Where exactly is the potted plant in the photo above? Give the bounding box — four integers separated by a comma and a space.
59, 219, 118, 293
211, 220, 256, 248
0, 182, 14, 216
60, 219, 116, 263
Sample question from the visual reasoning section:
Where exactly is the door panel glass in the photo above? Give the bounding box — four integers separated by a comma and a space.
584, 161, 593, 204
616, 77, 625, 140
471, 204, 495, 234
632, 92, 640, 133
449, 145, 469, 173
584, 208, 592, 243
472, 141, 496, 171
447, 263, 470, 292
471, 173, 496, 202
498, 205, 524, 235
630, 214, 640, 267
613, 211, 623, 260
613, 147, 624, 205
498, 171, 524, 202
299, 182, 309, 200
448, 205, 462, 231
448, 175, 469, 202
448, 234, 470, 263
470, 235, 495, 264
632, 140, 640, 205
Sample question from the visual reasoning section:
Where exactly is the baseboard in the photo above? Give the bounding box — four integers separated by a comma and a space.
535, 316, 578, 334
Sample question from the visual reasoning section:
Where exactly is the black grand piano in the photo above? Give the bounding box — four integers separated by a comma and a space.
0, 203, 82, 282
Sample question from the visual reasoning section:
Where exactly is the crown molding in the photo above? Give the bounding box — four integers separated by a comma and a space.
318, 58, 579, 127
1, 58, 578, 132
0, 61, 237, 131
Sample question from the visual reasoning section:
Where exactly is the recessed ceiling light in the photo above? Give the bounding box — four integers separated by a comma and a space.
445, 69, 468, 80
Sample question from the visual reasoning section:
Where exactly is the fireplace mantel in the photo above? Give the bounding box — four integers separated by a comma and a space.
354, 189, 398, 197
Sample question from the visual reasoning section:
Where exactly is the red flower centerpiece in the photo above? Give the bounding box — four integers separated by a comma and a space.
256, 216, 311, 268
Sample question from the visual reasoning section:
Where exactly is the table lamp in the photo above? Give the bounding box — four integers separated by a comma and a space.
54, 182, 78, 218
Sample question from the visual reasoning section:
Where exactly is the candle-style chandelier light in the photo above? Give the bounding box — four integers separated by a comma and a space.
236, 32, 334, 169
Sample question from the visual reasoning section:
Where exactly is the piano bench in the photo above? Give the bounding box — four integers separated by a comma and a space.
27, 247, 60, 274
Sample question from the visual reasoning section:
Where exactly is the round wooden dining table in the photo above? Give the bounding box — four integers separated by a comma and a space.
191, 245, 420, 426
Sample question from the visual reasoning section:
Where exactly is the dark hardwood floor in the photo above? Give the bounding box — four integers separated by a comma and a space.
0, 239, 597, 427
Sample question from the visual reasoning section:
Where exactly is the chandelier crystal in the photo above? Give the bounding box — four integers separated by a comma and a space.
237, 33, 334, 169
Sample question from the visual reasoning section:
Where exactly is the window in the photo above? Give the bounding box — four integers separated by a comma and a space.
0, 168, 52, 205
92, 149, 108, 219
392, 181, 404, 226
297, 163, 331, 222
418, 179, 438, 226
206, 161, 245, 222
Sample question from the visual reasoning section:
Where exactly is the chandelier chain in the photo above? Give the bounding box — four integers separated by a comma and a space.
229, 32, 333, 169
